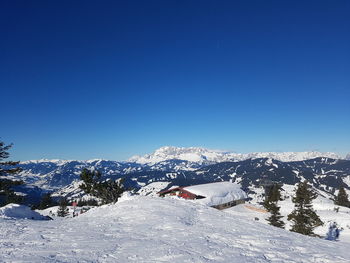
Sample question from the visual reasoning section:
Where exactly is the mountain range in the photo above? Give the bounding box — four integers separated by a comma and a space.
5, 146, 350, 204
128, 146, 343, 164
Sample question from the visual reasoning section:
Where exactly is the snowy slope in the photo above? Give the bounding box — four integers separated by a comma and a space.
278, 185, 350, 242
1, 196, 350, 262
229, 183, 350, 244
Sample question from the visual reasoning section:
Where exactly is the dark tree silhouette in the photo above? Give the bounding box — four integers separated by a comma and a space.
334, 186, 350, 207
0, 140, 23, 206
288, 181, 323, 236
264, 184, 285, 228
57, 198, 69, 217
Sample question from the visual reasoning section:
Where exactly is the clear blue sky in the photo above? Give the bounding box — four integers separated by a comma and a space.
1, 0, 349, 161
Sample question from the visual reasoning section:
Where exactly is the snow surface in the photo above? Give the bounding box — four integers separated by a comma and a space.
38, 205, 95, 218
0, 204, 48, 220
183, 182, 247, 206
1, 196, 350, 262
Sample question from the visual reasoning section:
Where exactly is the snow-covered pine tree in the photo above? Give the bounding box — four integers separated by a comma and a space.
57, 198, 69, 217
288, 181, 323, 236
334, 186, 350, 207
79, 168, 125, 204
264, 184, 285, 228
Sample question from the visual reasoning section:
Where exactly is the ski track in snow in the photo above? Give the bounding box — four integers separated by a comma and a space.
1, 197, 350, 262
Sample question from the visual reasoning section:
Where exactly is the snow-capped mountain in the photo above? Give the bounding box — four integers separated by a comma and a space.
7, 146, 349, 205
128, 146, 342, 165
128, 146, 234, 164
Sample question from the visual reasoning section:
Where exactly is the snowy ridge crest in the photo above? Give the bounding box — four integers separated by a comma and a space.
21, 158, 109, 165
128, 146, 231, 164
128, 146, 342, 164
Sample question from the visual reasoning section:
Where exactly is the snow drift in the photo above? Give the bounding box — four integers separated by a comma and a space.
0, 204, 48, 220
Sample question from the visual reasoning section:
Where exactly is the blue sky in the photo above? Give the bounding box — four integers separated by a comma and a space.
1, 0, 349, 161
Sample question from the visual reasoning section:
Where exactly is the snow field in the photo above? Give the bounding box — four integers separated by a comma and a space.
1, 196, 350, 262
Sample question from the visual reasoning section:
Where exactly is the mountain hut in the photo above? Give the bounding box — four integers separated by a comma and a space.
158, 181, 248, 210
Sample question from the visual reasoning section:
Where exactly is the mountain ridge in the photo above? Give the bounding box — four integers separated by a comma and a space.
128, 146, 343, 164
21, 146, 343, 164
6, 147, 349, 205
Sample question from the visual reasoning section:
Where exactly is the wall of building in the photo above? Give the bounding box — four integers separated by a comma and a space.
211, 199, 245, 210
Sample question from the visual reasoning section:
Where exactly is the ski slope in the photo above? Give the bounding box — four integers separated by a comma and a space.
1, 196, 350, 262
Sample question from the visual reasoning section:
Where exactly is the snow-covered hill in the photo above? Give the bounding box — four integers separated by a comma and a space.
1, 196, 349, 262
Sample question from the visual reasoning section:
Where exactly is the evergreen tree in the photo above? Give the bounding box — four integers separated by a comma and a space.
38, 193, 57, 210
57, 198, 69, 217
79, 168, 125, 204
288, 181, 323, 236
334, 186, 350, 207
0, 140, 23, 206
264, 184, 285, 228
